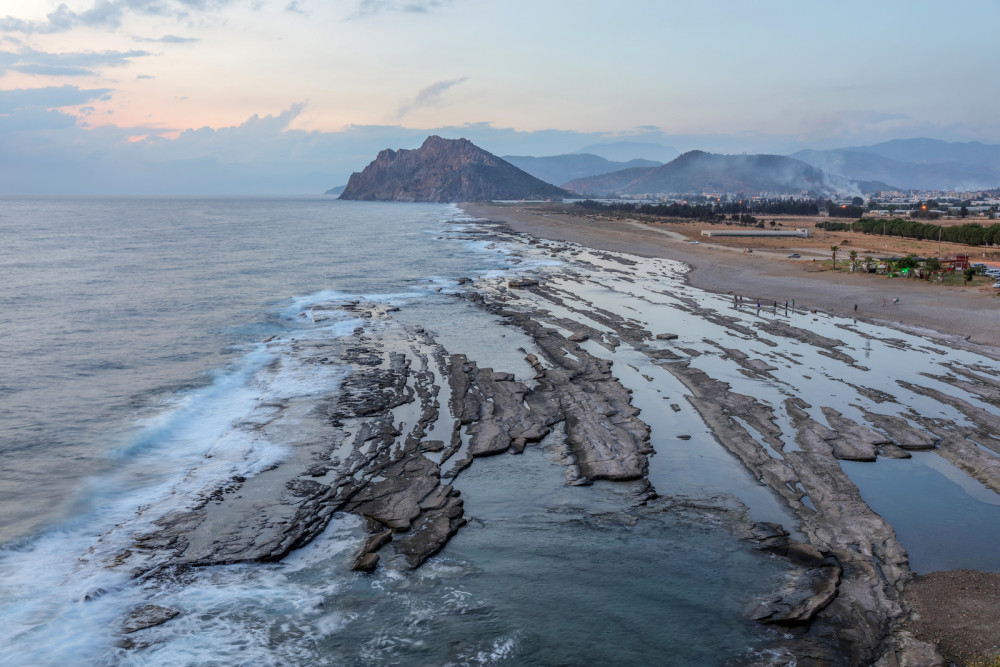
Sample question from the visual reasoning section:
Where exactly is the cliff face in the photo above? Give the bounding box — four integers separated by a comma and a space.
338, 136, 570, 202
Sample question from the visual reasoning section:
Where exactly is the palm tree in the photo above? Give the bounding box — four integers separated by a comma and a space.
849, 249, 858, 270
830, 245, 839, 269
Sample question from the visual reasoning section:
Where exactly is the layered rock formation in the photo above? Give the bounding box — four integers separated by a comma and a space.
338, 136, 571, 202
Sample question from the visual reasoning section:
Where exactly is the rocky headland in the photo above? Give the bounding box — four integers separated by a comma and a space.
337, 135, 571, 202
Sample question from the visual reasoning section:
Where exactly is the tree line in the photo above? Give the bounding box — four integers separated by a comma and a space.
816, 218, 1000, 247
574, 198, 820, 220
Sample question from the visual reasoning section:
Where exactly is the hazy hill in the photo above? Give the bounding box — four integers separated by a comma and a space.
792, 149, 997, 191
502, 153, 660, 188
565, 150, 844, 196
792, 139, 1000, 190
852, 138, 1000, 169
563, 166, 657, 195
575, 141, 680, 163
338, 136, 571, 203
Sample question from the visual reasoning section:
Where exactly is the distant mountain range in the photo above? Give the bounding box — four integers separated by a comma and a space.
338, 136, 570, 203
573, 141, 680, 163
564, 150, 869, 197
502, 154, 661, 188
330, 137, 1000, 201
792, 139, 1000, 191
555, 138, 1000, 194
845, 138, 1000, 166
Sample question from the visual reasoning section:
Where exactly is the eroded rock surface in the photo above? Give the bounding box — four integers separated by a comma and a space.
473, 264, 946, 665
114, 309, 469, 579
101, 226, 991, 666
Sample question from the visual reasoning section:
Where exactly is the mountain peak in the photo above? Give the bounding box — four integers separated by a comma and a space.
339, 136, 570, 202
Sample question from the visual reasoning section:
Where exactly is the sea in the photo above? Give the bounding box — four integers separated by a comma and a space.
1, 196, 999, 666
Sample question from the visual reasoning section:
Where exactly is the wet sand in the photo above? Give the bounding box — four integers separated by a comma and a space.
462, 204, 1000, 354
904, 570, 1000, 664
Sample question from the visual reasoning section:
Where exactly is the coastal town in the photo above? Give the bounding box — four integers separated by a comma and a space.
608, 189, 1000, 219
524, 195, 1000, 294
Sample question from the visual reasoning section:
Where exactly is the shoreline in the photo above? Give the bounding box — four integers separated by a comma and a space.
462, 201, 1000, 665
462, 203, 1000, 356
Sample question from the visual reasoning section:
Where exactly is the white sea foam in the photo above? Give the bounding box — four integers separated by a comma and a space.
108, 515, 366, 666
0, 302, 367, 663
441, 203, 477, 223
418, 275, 463, 294
284, 288, 423, 317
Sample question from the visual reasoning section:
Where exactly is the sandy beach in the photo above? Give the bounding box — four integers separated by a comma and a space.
463, 203, 1000, 354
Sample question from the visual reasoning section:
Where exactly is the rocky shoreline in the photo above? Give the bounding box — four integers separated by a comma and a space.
100, 217, 1000, 665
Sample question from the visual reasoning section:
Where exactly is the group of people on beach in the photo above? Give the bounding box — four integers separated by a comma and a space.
733, 293, 899, 316
733, 294, 792, 315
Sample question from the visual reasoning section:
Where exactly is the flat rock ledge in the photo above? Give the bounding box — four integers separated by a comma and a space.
102, 294, 661, 641
109, 308, 472, 585
464, 261, 949, 667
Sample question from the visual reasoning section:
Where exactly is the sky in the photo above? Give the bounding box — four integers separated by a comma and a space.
1, 0, 999, 194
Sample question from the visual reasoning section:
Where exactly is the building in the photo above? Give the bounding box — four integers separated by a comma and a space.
940, 254, 971, 271
701, 228, 811, 238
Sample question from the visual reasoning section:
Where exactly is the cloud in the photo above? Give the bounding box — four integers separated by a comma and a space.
0, 85, 114, 113
396, 76, 468, 119
1, 1, 137, 34
0, 0, 232, 34
791, 110, 912, 144
136, 74, 155, 79
351, 0, 449, 18
10, 64, 94, 76
0, 48, 151, 78
284, 1, 305, 13
175, 0, 235, 9
0, 101, 995, 195
132, 34, 200, 43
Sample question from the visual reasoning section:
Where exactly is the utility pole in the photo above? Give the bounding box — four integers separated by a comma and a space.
937, 225, 942, 256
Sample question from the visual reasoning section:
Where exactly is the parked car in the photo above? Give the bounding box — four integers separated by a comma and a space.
787, 253, 801, 258
993, 282, 1000, 288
